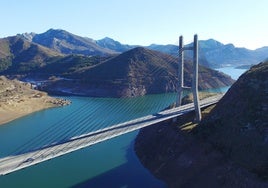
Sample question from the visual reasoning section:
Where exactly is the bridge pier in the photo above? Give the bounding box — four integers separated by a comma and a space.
176, 34, 201, 122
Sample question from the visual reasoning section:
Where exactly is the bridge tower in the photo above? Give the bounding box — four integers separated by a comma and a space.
176, 34, 201, 122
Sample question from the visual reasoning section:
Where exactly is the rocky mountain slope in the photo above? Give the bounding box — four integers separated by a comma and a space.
135, 61, 268, 187
41, 47, 234, 97
0, 35, 115, 76
0, 36, 62, 73
21, 29, 117, 56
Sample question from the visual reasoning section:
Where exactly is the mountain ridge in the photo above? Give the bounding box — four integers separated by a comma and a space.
20, 29, 117, 56
40, 47, 234, 97
0, 35, 63, 73
14, 29, 268, 68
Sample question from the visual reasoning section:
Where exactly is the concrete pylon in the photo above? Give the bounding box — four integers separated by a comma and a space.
176, 34, 201, 122
176, 36, 184, 107
192, 34, 201, 122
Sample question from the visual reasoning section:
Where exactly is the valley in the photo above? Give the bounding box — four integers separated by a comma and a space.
0, 29, 238, 97
0, 28, 267, 188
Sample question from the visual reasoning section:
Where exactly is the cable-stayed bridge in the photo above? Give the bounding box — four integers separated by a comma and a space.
0, 35, 227, 175
0, 94, 223, 175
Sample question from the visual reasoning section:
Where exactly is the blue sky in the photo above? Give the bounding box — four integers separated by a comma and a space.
1, 0, 267, 49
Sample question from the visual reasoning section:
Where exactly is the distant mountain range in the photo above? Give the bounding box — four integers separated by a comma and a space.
0, 28, 263, 97
0, 33, 235, 97
13, 28, 268, 68
149, 39, 268, 68
19, 29, 116, 56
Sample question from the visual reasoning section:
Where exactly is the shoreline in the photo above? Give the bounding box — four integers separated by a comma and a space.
0, 96, 70, 126
0, 76, 70, 126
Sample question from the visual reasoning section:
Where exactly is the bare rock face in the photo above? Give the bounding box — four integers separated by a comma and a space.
48, 98, 71, 106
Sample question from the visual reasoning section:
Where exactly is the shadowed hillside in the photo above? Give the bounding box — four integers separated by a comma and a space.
0, 36, 62, 73
135, 61, 268, 187
41, 47, 234, 97
197, 61, 268, 178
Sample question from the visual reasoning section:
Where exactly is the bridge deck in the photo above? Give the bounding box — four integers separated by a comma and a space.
0, 94, 223, 175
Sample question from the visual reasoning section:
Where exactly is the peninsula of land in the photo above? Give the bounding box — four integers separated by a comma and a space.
0, 76, 70, 125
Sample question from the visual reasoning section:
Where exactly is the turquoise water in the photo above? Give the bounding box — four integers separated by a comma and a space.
0, 94, 177, 187
0, 94, 177, 157
216, 67, 248, 80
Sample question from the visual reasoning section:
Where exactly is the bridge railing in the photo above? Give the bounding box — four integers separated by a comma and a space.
0, 94, 223, 176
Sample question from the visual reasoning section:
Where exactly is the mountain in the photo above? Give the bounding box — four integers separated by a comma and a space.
0, 36, 62, 73
255, 46, 268, 59
24, 29, 117, 56
20, 29, 135, 55
195, 39, 268, 67
147, 44, 179, 57
198, 39, 256, 67
148, 43, 215, 68
16, 29, 268, 68
0, 33, 235, 98
96, 37, 135, 52
37, 54, 110, 76
19, 32, 36, 41
40, 47, 234, 97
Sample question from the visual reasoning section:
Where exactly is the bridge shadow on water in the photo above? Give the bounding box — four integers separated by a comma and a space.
72, 139, 166, 188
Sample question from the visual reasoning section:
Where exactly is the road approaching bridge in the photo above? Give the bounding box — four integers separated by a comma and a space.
0, 94, 223, 176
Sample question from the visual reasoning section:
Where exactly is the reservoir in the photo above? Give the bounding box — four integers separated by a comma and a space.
0, 67, 248, 187
0, 94, 176, 187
